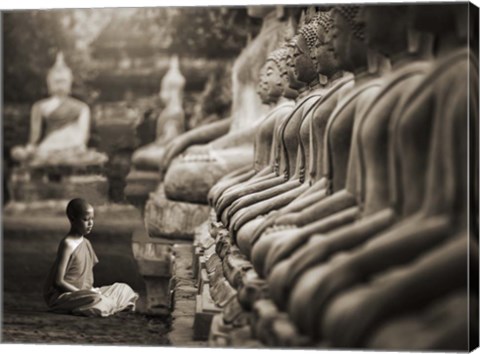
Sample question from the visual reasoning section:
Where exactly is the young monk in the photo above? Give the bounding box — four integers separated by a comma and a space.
44, 198, 138, 317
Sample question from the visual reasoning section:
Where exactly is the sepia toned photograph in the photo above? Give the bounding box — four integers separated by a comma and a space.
1, 1, 479, 351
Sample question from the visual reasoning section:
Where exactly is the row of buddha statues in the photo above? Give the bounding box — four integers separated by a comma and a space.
155, 4, 477, 350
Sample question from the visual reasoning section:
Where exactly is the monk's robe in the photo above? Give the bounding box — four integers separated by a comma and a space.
44, 238, 138, 317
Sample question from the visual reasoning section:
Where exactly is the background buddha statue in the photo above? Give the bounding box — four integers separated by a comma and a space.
161, 6, 290, 204
131, 55, 186, 170
208, 46, 296, 208
11, 52, 107, 168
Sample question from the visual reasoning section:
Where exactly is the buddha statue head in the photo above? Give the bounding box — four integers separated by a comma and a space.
310, 10, 341, 77
160, 55, 186, 105
47, 52, 73, 97
292, 20, 321, 86
265, 46, 290, 101
362, 5, 410, 57
330, 6, 367, 71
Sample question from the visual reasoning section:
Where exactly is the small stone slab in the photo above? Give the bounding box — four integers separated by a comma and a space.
210, 279, 236, 308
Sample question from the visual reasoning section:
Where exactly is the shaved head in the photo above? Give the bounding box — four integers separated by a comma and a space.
66, 198, 93, 220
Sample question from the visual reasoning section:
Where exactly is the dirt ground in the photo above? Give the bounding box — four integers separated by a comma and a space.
2, 291, 170, 346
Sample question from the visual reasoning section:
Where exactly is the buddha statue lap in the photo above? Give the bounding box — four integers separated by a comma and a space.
317, 5, 477, 346
130, 56, 186, 171
255, 6, 436, 287
9, 52, 108, 204
161, 7, 289, 205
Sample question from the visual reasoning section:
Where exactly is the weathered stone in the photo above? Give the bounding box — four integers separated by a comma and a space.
210, 279, 236, 308
145, 184, 210, 241
223, 252, 253, 289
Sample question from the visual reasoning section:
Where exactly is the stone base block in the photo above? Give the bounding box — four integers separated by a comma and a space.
132, 226, 175, 314
9, 171, 109, 205
194, 284, 221, 340
124, 169, 161, 209
145, 184, 210, 241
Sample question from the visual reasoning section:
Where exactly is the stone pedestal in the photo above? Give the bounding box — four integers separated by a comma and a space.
144, 183, 210, 241
132, 227, 174, 315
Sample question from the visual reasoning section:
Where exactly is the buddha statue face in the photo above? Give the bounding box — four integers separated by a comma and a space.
286, 39, 307, 91
292, 34, 318, 85
313, 24, 339, 77
264, 60, 285, 101
47, 70, 72, 96
47, 53, 73, 97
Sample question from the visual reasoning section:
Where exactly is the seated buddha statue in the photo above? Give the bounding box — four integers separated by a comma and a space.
211, 11, 326, 218
11, 52, 107, 169
317, 4, 477, 347
228, 11, 359, 256
208, 46, 297, 207
255, 6, 435, 289
131, 55, 186, 171
161, 7, 289, 204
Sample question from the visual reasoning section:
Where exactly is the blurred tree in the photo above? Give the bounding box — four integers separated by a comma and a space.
3, 9, 108, 103
166, 7, 261, 58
